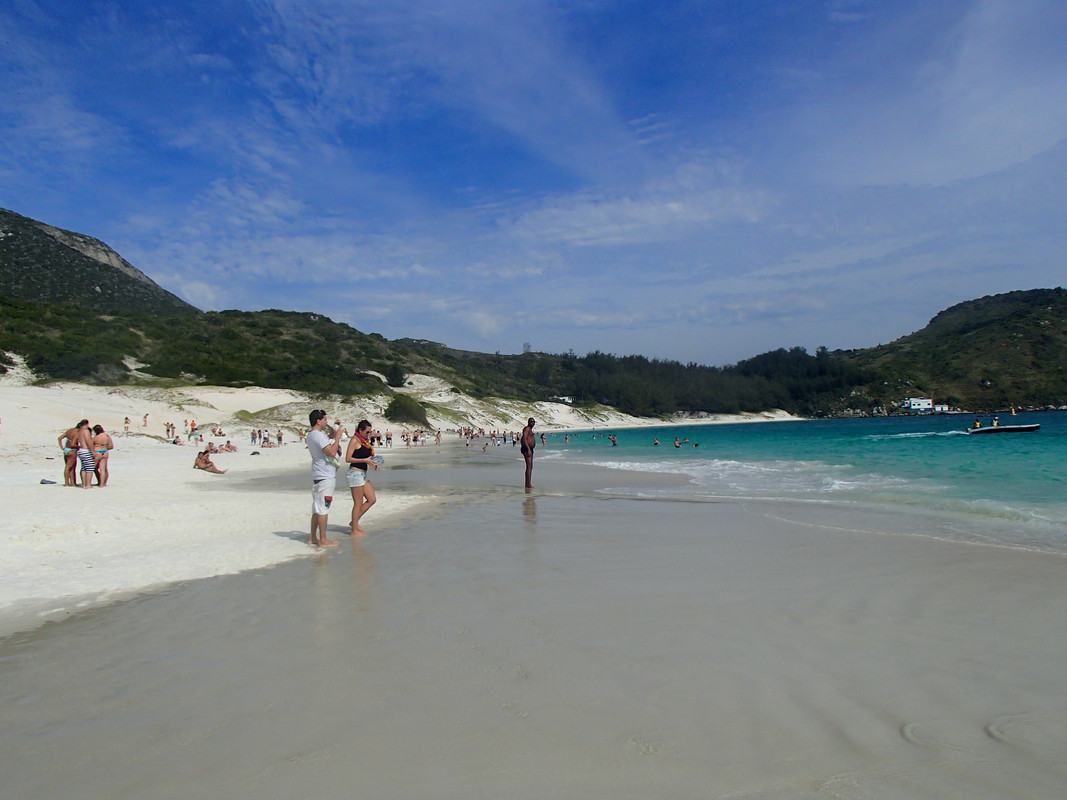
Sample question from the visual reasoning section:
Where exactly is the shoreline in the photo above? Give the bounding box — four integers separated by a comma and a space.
5, 381, 1067, 797
4, 477, 1066, 797
1, 377, 1054, 638
0, 376, 706, 635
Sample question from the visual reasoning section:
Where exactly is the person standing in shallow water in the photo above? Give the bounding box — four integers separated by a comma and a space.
520, 417, 536, 490
344, 419, 379, 536
306, 409, 345, 548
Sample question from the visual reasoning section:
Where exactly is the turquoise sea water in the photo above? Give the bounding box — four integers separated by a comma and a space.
547, 411, 1067, 553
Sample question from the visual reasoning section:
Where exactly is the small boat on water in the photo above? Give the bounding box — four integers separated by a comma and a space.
967, 423, 1040, 435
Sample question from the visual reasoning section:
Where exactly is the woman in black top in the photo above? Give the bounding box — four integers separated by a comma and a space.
345, 419, 379, 535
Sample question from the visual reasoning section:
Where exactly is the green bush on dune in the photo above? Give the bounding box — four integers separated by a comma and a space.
384, 394, 429, 427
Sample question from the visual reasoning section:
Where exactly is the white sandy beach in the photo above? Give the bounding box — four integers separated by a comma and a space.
0, 370, 794, 633
0, 377, 439, 633
3, 375, 1066, 798
2, 464, 1066, 798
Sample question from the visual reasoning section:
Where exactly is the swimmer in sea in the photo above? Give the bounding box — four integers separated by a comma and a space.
521, 417, 536, 490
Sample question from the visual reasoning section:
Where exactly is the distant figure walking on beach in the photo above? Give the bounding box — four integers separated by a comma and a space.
344, 419, 379, 536
91, 424, 115, 486
307, 409, 345, 548
521, 418, 536, 490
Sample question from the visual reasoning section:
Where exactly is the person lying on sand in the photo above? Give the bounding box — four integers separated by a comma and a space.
194, 450, 227, 474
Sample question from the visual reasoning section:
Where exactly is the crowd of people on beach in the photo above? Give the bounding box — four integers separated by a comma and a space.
47, 406, 603, 545
57, 414, 259, 484
250, 429, 284, 447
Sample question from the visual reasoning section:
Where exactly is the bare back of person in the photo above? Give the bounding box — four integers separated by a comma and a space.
520, 418, 536, 490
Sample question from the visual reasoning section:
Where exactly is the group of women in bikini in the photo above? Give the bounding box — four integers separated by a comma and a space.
58, 419, 115, 488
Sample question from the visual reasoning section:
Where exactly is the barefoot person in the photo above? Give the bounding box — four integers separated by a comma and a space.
306, 409, 345, 548
193, 450, 227, 474
58, 422, 80, 486
91, 424, 115, 486
344, 419, 379, 536
520, 417, 536, 490
75, 419, 96, 489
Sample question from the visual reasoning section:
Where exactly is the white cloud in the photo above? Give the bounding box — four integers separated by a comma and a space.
790, 0, 1067, 186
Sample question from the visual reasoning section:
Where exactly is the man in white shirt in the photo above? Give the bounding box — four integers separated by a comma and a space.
306, 409, 345, 547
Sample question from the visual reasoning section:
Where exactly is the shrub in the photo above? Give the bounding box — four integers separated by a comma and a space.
384, 362, 407, 387
384, 394, 429, 426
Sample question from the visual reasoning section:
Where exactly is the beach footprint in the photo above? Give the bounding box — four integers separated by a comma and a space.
901, 718, 991, 756
986, 711, 1067, 761
819, 758, 1028, 800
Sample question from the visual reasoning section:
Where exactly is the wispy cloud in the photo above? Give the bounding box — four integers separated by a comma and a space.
787, 0, 1067, 185
1, 0, 1064, 364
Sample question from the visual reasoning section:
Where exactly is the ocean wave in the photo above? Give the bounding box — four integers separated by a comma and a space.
580, 454, 1067, 552
584, 456, 923, 498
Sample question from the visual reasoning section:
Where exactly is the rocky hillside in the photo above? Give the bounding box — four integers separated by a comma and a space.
0, 207, 196, 316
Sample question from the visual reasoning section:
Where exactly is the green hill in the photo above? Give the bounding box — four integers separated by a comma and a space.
840, 288, 1067, 412
1, 207, 1065, 415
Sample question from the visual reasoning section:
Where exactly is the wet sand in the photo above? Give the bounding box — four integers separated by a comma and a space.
2, 454, 1066, 799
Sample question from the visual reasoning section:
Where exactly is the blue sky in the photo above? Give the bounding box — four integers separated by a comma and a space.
2, 1, 1065, 364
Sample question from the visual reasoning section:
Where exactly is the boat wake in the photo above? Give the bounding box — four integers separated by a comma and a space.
865, 431, 969, 441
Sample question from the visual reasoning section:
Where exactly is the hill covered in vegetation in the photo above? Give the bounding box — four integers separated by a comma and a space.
839, 288, 1067, 413
0, 294, 868, 416
0, 207, 195, 316
2, 207, 1064, 416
